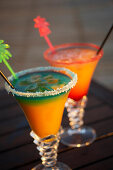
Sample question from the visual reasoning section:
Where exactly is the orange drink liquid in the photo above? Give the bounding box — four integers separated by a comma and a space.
44, 43, 103, 101
18, 92, 69, 138
5, 67, 77, 138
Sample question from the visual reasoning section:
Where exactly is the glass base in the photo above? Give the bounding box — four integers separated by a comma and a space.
32, 162, 72, 170
61, 126, 96, 147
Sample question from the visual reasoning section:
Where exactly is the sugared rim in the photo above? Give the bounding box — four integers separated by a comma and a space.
5, 66, 77, 97
44, 43, 103, 65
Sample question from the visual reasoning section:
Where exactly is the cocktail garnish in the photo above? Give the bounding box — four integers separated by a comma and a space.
25, 83, 37, 92
33, 16, 55, 52
26, 84, 53, 92
44, 75, 58, 84
0, 40, 17, 79
19, 79, 31, 86
31, 75, 41, 82
44, 75, 53, 80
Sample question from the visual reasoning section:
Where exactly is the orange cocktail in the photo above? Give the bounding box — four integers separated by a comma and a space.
19, 92, 69, 138
44, 43, 103, 101
5, 66, 77, 138
44, 43, 103, 147
5, 66, 77, 169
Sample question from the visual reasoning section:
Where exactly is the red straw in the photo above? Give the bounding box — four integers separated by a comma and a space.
34, 16, 55, 52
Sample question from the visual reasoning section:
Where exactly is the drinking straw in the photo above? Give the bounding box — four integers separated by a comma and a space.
0, 40, 17, 79
33, 16, 55, 51
97, 24, 113, 55
0, 70, 14, 89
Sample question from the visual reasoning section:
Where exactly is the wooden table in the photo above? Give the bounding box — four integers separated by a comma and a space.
0, 80, 113, 170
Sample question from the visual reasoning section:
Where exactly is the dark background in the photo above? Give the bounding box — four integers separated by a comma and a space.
0, 0, 113, 89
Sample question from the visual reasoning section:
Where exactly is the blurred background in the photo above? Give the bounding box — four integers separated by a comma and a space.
0, 0, 113, 90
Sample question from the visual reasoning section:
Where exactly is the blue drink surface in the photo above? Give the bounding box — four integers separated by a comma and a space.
12, 71, 71, 93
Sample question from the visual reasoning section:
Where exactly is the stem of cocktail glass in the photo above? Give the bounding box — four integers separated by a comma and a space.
30, 131, 60, 169
65, 96, 88, 130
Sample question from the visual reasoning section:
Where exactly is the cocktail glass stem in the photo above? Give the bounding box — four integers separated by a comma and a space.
30, 131, 72, 170
66, 96, 87, 129
61, 96, 96, 147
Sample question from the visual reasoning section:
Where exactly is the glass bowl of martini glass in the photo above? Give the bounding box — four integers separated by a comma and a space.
5, 66, 77, 170
44, 43, 103, 147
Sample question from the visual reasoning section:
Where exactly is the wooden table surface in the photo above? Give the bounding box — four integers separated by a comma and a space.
0, 80, 113, 170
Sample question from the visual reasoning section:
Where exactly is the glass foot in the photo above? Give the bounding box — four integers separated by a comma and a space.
32, 162, 72, 170
61, 126, 96, 147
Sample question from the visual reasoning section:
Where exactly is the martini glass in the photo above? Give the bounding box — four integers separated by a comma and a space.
5, 66, 77, 170
44, 43, 103, 147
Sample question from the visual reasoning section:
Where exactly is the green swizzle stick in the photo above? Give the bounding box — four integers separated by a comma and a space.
0, 40, 17, 79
